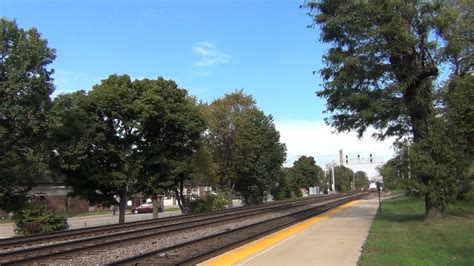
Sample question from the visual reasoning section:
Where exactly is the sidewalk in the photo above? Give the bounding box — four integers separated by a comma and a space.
203, 196, 382, 266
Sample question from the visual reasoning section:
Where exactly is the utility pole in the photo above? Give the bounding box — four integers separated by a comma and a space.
339, 149, 343, 166
352, 172, 355, 190
331, 162, 336, 192
407, 145, 411, 179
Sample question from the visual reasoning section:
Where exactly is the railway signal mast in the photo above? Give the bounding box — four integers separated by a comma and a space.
343, 153, 383, 165
329, 149, 384, 193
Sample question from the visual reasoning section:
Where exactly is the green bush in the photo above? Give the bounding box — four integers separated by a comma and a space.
12, 202, 69, 235
187, 196, 228, 213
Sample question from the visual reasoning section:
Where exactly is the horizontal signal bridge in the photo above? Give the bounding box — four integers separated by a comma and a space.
343, 156, 384, 165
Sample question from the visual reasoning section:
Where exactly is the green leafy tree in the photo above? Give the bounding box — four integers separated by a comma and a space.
12, 202, 68, 235
289, 156, 324, 194
206, 91, 258, 206
354, 171, 369, 190
433, 0, 473, 200
206, 90, 286, 206
49, 91, 119, 211
133, 79, 205, 216
51, 77, 205, 220
235, 111, 286, 205
303, 0, 471, 219
270, 168, 294, 200
52, 75, 142, 223
0, 19, 55, 212
378, 158, 404, 190
331, 166, 354, 193
441, 75, 474, 199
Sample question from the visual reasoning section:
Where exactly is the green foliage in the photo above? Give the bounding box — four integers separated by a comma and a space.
378, 158, 404, 190
435, 0, 473, 77
134, 79, 206, 206
206, 90, 286, 205
12, 202, 69, 235
187, 196, 228, 214
408, 116, 470, 211
442, 74, 474, 201
303, 0, 472, 218
270, 169, 294, 200
304, 0, 444, 140
354, 171, 369, 190
50, 76, 205, 222
289, 156, 324, 191
0, 19, 55, 212
236, 111, 286, 205
332, 166, 354, 193
50, 76, 141, 223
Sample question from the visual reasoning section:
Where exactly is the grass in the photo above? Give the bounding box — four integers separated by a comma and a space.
359, 196, 474, 266
163, 207, 181, 212
387, 189, 404, 196
0, 217, 12, 224
67, 210, 113, 218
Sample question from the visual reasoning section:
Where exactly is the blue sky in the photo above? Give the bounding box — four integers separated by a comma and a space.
2, 0, 395, 176
2, 0, 327, 121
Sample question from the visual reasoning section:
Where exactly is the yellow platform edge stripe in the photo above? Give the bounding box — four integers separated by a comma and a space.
200, 199, 360, 266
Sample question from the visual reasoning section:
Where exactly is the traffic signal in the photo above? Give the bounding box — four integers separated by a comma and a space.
370, 154, 373, 163
345, 155, 348, 164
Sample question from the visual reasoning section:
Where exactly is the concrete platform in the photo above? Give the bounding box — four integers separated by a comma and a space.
202, 197, 380, 266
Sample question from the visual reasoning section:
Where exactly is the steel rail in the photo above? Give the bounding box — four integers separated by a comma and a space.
0, 194, 353, 265
0, 193, 336, 250
110, 193, 364, 265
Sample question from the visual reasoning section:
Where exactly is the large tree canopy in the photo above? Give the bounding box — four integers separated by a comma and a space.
333, 166, 354, 193
206, 90, 286, 205
51, 76, 142, 223
305, 0, 444, 140
51, 75, 205, 222
235, 110, 286, 205
0, 19, 55, 212
304, 0, 472, 219
289, 156, 324, 192
354, 171, 369, 190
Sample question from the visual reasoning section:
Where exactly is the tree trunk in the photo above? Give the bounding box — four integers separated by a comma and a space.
227, 180, 235, 207
175, 180, 188, 214
227, 190, 233, 207
406, 80, 446, 219
152, 195, 159, 219
175, 189, 183, 212
425, 196, 444, 220
118, 189, 127, 224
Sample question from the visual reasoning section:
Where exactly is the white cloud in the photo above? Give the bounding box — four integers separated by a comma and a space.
193, 41, 230, 67
275, 120, 396, 179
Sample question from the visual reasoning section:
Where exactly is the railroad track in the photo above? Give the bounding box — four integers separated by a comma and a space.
0, 193, 337, 252
111, 193, 363, 265
0, 193, 362, 265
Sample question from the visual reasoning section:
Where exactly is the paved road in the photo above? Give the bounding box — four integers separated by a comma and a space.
0, 209, 182, 239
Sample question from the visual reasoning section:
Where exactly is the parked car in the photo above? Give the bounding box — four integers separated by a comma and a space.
131, 203, 153, 214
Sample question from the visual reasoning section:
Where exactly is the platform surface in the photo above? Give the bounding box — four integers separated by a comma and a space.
202, 197, 380, 266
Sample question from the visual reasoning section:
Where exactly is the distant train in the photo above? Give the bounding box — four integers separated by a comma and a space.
368, 181, 383, 192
